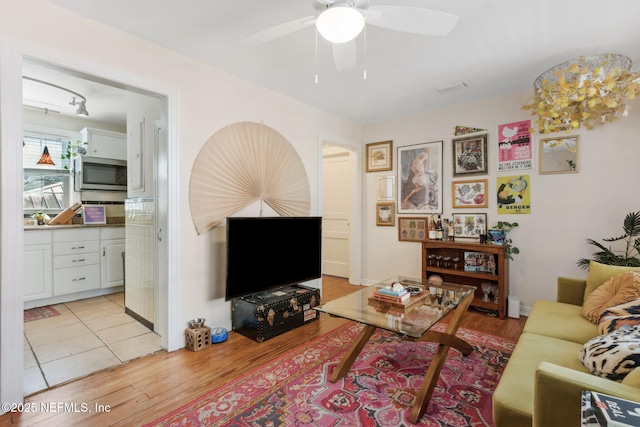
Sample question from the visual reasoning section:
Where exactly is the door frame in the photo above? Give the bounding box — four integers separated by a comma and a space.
0, 37, 181, 406
317, 134, 362, 285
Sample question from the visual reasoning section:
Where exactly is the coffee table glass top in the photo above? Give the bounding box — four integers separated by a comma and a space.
315, 276, 476, 339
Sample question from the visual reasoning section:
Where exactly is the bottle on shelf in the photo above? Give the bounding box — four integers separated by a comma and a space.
448, 216, 455, 241
442, 218, 449, 241
428, 215, 436, 240
436, 215, 444, 240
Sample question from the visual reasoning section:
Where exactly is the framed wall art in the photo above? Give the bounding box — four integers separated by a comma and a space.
452, 179, 488, 208
539, 136, 578, 174
376, 202, 395, 226
398, 217, 428, 242
366, 140, 393, 172
452, 133, 488, 177
397, 141, 443, 214
376, 175, 395, 201
452, 213, 487, 240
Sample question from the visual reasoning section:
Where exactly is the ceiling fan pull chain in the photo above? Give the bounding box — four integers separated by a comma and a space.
315, 28, 319, 84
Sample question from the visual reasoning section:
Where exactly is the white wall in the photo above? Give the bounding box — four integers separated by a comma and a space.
0, 2, 360, 340
362, 90, 640, 312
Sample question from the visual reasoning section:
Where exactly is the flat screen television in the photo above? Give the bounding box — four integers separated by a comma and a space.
225, 216, 322, 301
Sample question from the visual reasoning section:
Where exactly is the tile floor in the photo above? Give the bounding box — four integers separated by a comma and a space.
23, 292, 163, 396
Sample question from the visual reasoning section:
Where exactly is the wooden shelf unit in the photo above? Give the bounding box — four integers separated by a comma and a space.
422, 239, 509, 319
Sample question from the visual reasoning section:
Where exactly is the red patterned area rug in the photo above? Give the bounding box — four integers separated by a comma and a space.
146, 322, 515, 427
24, 305, 61, 322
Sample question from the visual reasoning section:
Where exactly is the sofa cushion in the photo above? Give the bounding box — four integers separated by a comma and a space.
584, 261, 640, 302
580, 325, 640, 381
582, 271, 640, 323
522, 299, 598, 344
598, 299, 640, 335
493, 333, 587, 427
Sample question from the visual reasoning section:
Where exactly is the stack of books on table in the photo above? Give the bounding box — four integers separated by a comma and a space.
372, 287, 411, 305
590, 391, 640, 427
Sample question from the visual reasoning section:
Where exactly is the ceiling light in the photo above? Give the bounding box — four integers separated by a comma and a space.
524, 54, 640, 133
36, 145, 55, 166
316, 2, 365, 44
23, 76, 89, 118
70, 97, 89, 117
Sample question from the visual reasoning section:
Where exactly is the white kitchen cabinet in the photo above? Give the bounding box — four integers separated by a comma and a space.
52, 228, 100, 296
101, 227, 125, 288
80, 127, 127, 160
24, 231, 53, 302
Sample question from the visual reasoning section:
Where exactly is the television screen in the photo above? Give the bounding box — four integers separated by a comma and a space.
225, 216, 322, 301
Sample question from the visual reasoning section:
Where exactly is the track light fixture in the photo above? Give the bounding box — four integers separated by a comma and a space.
23, 76, 89, 117
70, 97, 89, 117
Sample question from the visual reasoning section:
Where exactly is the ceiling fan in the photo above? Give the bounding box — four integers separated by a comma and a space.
240, 0, 459, 71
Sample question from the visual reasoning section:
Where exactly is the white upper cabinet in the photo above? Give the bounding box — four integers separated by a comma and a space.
80, 127, 127, 160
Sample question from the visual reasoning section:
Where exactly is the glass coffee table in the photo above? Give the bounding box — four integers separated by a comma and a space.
315, 276, 476, 423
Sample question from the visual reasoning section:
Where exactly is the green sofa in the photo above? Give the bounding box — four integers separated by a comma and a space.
493, 270, 640, 427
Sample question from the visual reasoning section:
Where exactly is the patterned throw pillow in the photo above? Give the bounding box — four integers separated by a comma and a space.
582, 271, 640, 324
598, 299, 640, 335
580, 325, 640, 381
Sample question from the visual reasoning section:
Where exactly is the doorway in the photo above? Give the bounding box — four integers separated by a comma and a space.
0, 41, 177, 405
321, 144, 352, 278
20, 58, 167, 395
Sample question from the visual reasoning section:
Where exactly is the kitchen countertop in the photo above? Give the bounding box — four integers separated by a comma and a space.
24, 223, 124, 231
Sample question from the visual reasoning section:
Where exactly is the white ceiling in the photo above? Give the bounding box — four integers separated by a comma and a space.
38, 0, 640, 124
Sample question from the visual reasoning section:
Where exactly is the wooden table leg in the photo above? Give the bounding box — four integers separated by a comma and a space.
409, 293, 474, 423
329, 324, 376, 383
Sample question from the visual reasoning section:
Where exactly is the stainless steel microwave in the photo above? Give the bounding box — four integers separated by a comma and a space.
74, 156, 127, 191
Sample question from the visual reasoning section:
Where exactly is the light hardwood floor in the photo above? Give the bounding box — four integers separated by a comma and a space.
1, 276, 526, 426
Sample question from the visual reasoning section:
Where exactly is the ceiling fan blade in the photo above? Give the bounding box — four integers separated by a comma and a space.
240, 16, 316, 45
367, 6, 459, 36
333, 40, 357, 71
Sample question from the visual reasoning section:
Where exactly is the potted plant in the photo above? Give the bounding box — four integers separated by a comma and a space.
63, 140, 87, 173
577, 211, 640, 269
489, 221, 519, 260
31, 211, 50, 225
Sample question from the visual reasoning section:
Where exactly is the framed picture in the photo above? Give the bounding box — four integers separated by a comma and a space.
452, 133, 488, 176
366, 140, 393, 172
398, 217, 428, 242
83, 205, 106, 225
539, 136, 578, 174
397, 141, 443, 214
377, 175, 395, 201
376, 202, 395, 226
452, 213, 487, 240
452, 179, 489, 208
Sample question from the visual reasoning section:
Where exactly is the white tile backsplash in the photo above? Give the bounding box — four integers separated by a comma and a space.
124, 199, 155, 325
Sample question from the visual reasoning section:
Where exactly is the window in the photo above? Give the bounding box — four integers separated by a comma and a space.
23, 134, 73, 215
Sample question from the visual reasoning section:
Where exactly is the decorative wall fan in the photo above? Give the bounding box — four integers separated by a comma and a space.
189, 122, 311, 235
241, 0, 459, 71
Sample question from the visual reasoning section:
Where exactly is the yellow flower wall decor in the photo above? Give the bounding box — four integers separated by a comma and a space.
523, 54, 640, 133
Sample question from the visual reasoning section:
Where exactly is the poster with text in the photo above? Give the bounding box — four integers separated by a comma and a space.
497, 120, 532, 171
497, 175, 530, 214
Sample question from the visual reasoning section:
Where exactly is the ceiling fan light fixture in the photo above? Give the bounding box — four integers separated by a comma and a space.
316, 2, 365, 44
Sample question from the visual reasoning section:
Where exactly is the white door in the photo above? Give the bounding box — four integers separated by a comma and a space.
322, 147, 351, 277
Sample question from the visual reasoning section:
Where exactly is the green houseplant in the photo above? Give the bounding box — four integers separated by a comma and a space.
63, 140, 87, 172
577, 211, 640, 269
489, 221, 519, 260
